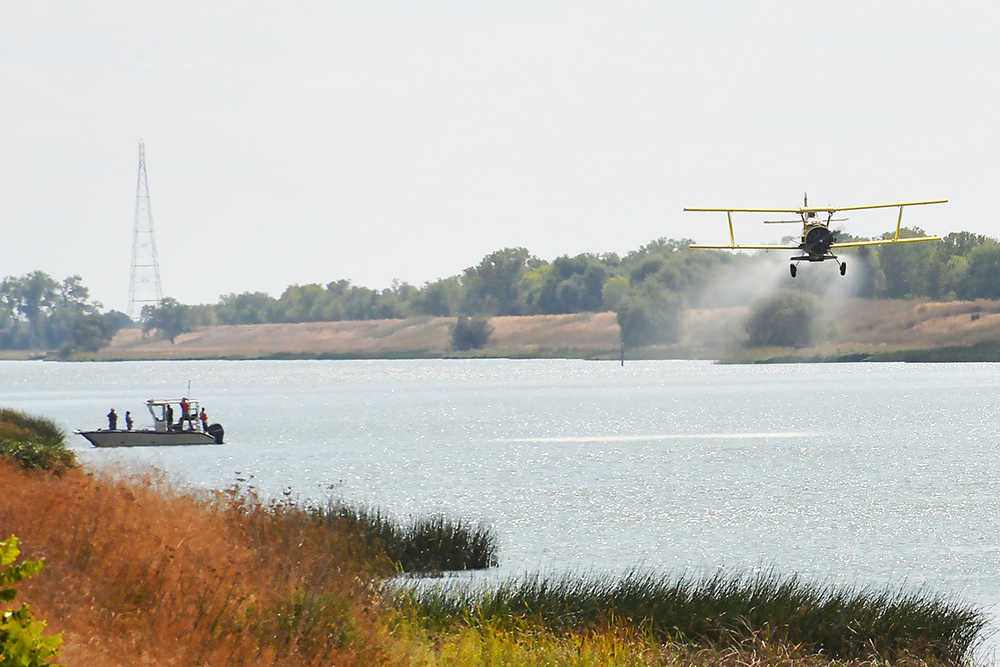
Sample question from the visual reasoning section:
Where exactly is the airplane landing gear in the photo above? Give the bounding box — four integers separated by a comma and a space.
840, 261, 847, 276
790, 264, 797, 278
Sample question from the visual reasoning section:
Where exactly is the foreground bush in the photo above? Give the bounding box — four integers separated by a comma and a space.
400, 570, 987, 663
0, 409, 75, 471
0, 535, 63, 666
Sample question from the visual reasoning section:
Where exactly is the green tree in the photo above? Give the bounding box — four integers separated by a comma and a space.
409, 277, 463, 316
525, 254, 612, 314
616, 287, 684, 348
102, 310, 133, 336
877, 227, 939, 299
461, 248, 536, 316
68, 314, 113, 353
141, 297, 191, 343
621, 238, 743, 308
960, 243, 1000, 299
45, 276, 103, 347
274, 284, 329, 322
0, 535, 63, 667
601, 275, 630, 311
0, 273, 106, 350
216, 291, 277, 325
1, 272, 59, 348
745, 289, 829, 348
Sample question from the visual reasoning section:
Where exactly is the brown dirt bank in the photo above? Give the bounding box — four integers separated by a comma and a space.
79, 298, 1000, 361
94, 312, 624, 360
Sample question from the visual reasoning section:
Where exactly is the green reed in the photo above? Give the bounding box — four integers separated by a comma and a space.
313, 502, 499, 573
397, 569, 988, 663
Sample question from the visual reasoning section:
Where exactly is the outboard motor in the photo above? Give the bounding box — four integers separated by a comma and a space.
207, 423, 225, 444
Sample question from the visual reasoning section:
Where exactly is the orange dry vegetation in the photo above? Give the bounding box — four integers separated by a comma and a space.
0, 459, 394, 666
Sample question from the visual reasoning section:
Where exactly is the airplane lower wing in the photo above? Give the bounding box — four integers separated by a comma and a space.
688, 243, 798, 250
832, 236, 942, 248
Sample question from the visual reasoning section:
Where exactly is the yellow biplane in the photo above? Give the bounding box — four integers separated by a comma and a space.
685, 195, 946, 277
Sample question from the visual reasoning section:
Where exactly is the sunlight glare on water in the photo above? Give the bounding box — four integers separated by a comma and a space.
3, 358, 1000, 644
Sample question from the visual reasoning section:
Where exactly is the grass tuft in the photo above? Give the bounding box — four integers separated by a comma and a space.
313, 502, 500, 573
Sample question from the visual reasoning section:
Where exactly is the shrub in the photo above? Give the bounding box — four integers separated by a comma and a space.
745, 289, 830, 348
0, 409, 75, 472
450, 315, 494, 351
616, 288, 683, 348
0, 440, 75, 472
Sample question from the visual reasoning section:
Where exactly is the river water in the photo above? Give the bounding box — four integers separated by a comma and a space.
3, 359, 1000, 648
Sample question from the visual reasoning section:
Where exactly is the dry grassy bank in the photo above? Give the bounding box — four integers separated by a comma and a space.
0, 460, 391, 666
2, 459, 984, 666
92, 312, 624, 360
80, 298, 1000, 362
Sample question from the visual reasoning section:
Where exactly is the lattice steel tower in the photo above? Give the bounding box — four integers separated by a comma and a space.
127, 141, 164, 320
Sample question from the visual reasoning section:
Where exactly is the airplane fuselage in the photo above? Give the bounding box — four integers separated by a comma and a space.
800, 222, 836, 260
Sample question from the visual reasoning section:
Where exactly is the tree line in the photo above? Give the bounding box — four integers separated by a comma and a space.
6, 227, 1000, 351
0, 272, 130, 353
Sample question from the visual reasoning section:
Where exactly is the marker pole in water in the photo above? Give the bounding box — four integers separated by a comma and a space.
621, 340, 625, 367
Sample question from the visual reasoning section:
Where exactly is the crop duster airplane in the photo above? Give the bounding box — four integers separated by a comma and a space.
684, 195, 946, 277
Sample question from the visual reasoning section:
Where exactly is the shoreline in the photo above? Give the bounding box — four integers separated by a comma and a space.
7, 298, 1000, 363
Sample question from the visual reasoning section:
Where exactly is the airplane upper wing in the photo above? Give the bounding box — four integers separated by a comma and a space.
824, 199, 947, 213
684, 199, 947, 214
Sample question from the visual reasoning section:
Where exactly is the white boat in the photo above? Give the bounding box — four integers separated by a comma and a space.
75, 398, 224, 447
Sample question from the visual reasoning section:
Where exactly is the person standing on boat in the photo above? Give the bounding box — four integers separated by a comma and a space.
180, 398, 191, 429
107, 408, 117, 430
200, 408, 208, 432
166, 404, 174, 430
125, 411, 133, 430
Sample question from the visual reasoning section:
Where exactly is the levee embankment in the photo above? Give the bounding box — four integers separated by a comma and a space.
68, 298, 1000, 361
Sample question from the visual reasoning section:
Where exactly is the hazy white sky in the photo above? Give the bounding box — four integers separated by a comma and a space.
1, 1, 995, 312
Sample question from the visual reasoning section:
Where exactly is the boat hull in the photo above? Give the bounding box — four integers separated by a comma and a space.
76, 429, 220, 447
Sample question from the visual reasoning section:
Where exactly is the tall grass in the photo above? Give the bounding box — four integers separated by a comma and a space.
0, 459, 392, 666
399, 569, 988, 663
313, 502, 499, 573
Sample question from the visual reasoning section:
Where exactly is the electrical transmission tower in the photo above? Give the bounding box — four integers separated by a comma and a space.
127, 141, 164, 320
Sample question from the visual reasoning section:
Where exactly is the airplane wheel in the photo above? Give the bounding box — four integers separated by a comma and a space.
840, 262, 847, 276
790, 264, 797, 278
